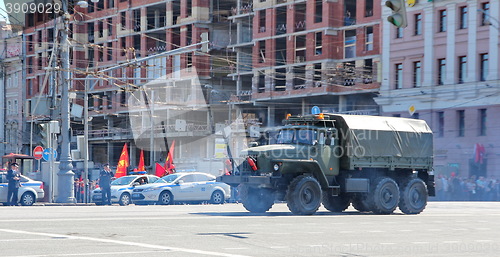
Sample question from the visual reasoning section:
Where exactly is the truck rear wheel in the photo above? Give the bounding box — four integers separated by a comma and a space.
322, 192, 350, 212
240, 186, 274, 213
286, 175, 322, 215
399, 178, 427, 214
369, 177, 400, 214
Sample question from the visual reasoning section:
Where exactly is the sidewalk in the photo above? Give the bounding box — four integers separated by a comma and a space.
34, 202, 96, 206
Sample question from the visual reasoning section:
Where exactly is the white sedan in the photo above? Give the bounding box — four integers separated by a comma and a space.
131, 172, 231, 205
0, 172, 45, 206
92, 175, 159, 205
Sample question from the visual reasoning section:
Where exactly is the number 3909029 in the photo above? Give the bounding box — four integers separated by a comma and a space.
5, 3, 62, 14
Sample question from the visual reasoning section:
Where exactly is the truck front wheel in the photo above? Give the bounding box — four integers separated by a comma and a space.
240, 186, 274, 213
399, 178, 428, 214
286, 175, 322, 215
369, 177, 400, 214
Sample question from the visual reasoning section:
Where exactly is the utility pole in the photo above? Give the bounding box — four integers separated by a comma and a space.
56, 0, 75, 203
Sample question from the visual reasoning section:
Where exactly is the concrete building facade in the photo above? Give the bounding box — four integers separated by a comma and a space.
376, 0, 500, 178
246, 0, 383, 127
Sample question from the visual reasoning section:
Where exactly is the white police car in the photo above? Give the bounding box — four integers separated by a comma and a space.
91, 175, 159, 205
0, 172, 45, 206
131, 172, 231, 205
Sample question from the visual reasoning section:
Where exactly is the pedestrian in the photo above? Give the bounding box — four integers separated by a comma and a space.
6, 163, 21, 206
99, 164, 114, 205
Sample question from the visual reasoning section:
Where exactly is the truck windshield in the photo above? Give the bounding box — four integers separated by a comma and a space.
277, 129, 317, 145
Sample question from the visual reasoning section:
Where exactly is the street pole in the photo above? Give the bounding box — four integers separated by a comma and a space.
56, 0, 75, 203
83, 80, 89, 203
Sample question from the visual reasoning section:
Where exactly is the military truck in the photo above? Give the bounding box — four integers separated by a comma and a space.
219, 113, 435, 215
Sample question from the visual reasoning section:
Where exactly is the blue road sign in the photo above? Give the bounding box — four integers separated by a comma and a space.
42, 148, 58, 161
311, 106, 321, 115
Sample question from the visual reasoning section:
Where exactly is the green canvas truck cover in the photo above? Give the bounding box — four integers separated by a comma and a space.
329, 114, 433, 170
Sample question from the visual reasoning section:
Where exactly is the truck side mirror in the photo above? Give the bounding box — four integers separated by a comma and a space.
249, 142, 259, 147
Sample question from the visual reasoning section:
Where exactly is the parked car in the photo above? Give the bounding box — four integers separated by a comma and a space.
92, 175, 159, 205
0, 172, 45, 206
131, 172, 231, 205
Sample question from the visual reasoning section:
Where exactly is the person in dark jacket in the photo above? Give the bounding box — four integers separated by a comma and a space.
99, 164, 114, 205
6, 163, 21, 206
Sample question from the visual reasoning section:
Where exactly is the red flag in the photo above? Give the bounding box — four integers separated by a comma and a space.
164, 140, 176, 174
138, 150, 145, 171
115, 143, 129, 178
155, 163, 166, 177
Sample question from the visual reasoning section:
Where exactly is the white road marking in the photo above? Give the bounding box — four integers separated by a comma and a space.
427, 229, 442, 231
475, 240, 493, 243
269, 246, 288, 249
368, 230, 384, 233
4, 250, 172, 257
0, 228, 250, 257
443, 241, 460, 244
0, 238, 48, 242
380, 243, 396, 245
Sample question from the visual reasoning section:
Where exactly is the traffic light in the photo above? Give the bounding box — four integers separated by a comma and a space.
200, 32, 209, 53
386, 0, 408, 28
39, 123, 49, 148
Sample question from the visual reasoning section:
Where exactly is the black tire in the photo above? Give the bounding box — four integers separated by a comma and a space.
369, 177, 400, 214
20, 192, 36, 206
158, 191, 173, 205
118, 193, 131, 206
351, 195, 371, 213
322, 192, 350, 212
399, 178, 428, 214
286, 175, 322, 215
240, 185, 274, 213
210, 190, 225, 204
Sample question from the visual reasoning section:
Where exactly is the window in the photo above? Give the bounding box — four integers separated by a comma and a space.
438, 58, 446, 85
459, 6, 468, 29
457, 110, 465, 137
395, 63, 403, 89
344, 30, 356, 58
415, 14, 422, 35
480, 53, 488, 81
120, 12, 126, 30
437, 111, 444, 137
458, 56, 467, 84
392, 114, 401, 117
481, 2, 490, 26
315, 32, 322, 55
413, 61, 421, 87
396, 27, 403, 38
98, 21, 104, 37
259, 10, 266, 33
365, 26, 373, 51
88, 0, 94, 13
479, 109, 487, 136
258, 41, 265, 63
412, 112, 419, 119
439, 10, 447, 32
365, 0, 373, 17
186, 52, 192, 70
315, 0, 322, 23
108, 0, 114, 8
107, 42, 113, 61
107, 18, 113, 36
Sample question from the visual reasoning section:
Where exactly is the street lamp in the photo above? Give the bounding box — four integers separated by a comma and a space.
56, 0, 75, 203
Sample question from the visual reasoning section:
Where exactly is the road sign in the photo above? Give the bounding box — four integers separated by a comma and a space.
311, 106, 321, 115
33, 146, 44, 160
408, 105, 416, 115
43, 148, 58, 161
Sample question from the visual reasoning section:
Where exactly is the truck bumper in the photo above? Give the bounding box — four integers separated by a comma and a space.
217, 175, 271, 186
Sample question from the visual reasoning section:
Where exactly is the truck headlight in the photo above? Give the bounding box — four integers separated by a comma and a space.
273, 163, 280, 171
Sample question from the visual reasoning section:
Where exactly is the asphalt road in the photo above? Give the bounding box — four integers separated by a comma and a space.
0, 202, 499, 257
